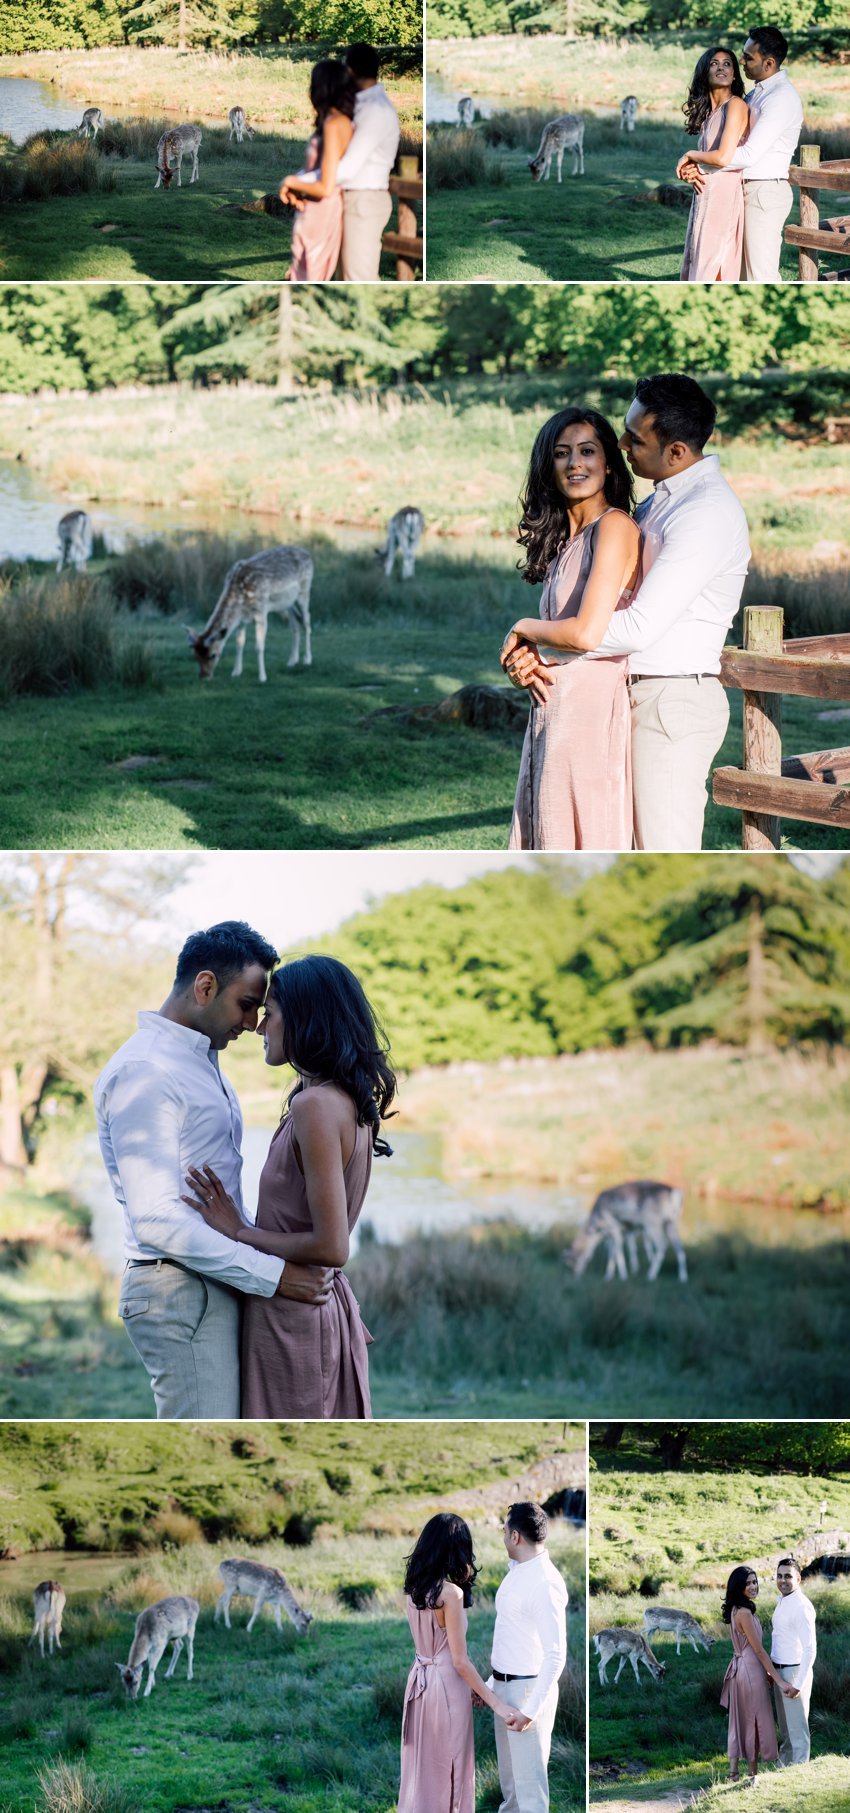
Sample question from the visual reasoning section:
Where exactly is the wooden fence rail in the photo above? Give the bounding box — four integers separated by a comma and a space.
384, 157, 423, 281
787, 144, 850, 280
712, 606, 850, 847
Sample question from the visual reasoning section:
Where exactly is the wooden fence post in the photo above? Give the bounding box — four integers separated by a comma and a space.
798, 144, 821, 281
397, 155, 420, 282
741, 606, 783, 850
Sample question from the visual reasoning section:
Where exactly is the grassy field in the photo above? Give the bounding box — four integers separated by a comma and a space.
3, 1047, 849, 1420
0, 379, 848, 852
588, 1455, 850, 1807
0, 48, 421, 281
426, 34, 850, 281
0, 1424, 585, 1813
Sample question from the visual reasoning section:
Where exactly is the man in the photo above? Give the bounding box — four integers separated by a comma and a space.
770, 1555, 817, 1765
335, 43, 400, 280
489, 1501, 568, 1813
95, 920, 332, 1419
503, 373, 750, 851
680, 27, 802, 282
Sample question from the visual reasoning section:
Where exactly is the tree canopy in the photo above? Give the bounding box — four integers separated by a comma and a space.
0, 0, 421, 51
428, 0, 847, 39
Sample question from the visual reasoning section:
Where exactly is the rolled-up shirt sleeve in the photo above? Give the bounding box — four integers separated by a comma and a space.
102, 1064, 283, 1296
592, 509, 722, 656
798, 1599, 817, 1684
524, 1578, 568, 1720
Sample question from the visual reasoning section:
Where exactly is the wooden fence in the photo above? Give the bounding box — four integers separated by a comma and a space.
787, 144, 850, 280
712, 605, 850, 848
384, 156, 423, 281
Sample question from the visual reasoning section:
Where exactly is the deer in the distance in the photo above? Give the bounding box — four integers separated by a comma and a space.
215, 1559, 313, 1634
31, 1582, 65, 1658
116, 1595, 199, 1699
186, 546, 313, 682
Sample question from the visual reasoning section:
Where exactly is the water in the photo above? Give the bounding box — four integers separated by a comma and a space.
426, 72, 494, 125
72, 1123, 581, 1276
0, 1549, 132, 1602
0, 456, 378, 563
0, 75, 82, 145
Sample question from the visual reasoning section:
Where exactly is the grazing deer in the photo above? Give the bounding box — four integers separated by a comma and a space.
228, 106, 255, 142
378, 507, 425, 580
642, 1607, 715, 1654
594, 1628, 666, 1685
457, 96, 475, 128
215, 1560, 313, 1635
155, 124, 202, 189
116, 1595, 199, 1699
564, 1181, 688, 1283
528, 115, 585, 181
31, 1581, 65, 1658
186, 546, 313, 683
77, 107, 104, 140
620, 95, 639, 133
57, 509, 93, 572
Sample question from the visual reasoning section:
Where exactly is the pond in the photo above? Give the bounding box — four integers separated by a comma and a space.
0, 1549, 132, 1604
426, 72, 494, 125
0, 75, 82, 145
71, 1124, 583, 1276
0, 455, 377, 563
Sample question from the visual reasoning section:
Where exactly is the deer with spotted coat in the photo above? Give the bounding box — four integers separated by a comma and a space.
565, 1181, 688, 1283
155, 124, 202, 188
620, 95, 639, 132
228, 107, 255, 142
186, 545, 313, 682
215, 1559, 313, 1634
595, 1628, 667, 1685
642, 1607, 715, 1654
378, 507, 425, 579
116, 1595, 199, 1699
528, 115, 585, 181
77, 108, 104, 140
31, 1582, 65, 1658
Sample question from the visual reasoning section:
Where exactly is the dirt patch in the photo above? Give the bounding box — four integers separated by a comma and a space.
413, 1448, 586, 1524
112, 754, 162, 770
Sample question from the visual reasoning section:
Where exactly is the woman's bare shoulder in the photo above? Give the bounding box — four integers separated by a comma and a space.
597, 509, 640, 546
290, 1084, 353, 1133
441, 1580, 463, 1602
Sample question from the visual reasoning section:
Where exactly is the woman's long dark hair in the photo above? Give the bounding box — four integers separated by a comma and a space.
721, 1565, 756, 1624
404, 1513, 479, 1610
684, 47, 745, 137
517, 406, 635, 586
268, 955, 396, 1155
309, 59, 357, 149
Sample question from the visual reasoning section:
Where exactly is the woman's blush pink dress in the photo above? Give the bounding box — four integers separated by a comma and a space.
399, 1600, 475, 1813
509, 508, 637, 852
287, 132, 346, 283
680, 103, 746, 281
719, 1611, 779, 1766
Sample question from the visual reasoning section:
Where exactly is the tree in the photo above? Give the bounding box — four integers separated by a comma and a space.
122, 0, 242, 47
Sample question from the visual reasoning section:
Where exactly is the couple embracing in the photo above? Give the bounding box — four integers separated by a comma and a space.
280, 41, 400, 282
400, 1503, 568, 1813
501, 372, 750, 853
95, 922, 395, 1421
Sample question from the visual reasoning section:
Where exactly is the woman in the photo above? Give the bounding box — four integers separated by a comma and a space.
182, 954, 395, 1420
400, 1513, 521, 1812
720, 1565, 799, 1783
678, 48, 749, 281
280, 60, 356, 281
499, 406, 641, 851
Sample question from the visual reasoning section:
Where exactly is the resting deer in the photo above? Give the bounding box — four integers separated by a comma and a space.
215, 1559, 313, 1634
77, 108, 104, 140
57, 510, 93, 572
228, 107, 255, 142
642, 1607, 715, 1654
528, 115, 585, 181
378, 507, 425, 580
565, 1181, 688, 1283
185, 545, 313, 682
457, 96, 474, 128
116, 1595, 199, 1699
31, 1581, 65, 1658
620, 95, 639, 133
594, 1628, 666, 1685
155, 125, 202, 189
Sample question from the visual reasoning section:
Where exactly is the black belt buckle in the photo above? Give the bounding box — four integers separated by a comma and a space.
493, 1669, 537, 1681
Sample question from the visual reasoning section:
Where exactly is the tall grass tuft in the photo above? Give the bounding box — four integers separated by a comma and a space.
0, 138, 118, 204
35, 1760, 134, 1813
110, 532, 258, 617
56, 1709, 93, 1756
0, 573, 155, 701
426, 127, 507, 190
482, 107, 554, 150
742, 561, 850, 638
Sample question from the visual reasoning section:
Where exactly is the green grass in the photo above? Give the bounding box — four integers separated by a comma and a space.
425, 33, 850, 281
0, 379, 848, 851
0, 1452, 585, 1813
588, 1460, 850, 1803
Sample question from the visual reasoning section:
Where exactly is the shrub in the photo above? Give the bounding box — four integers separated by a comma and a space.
0, 138, 118, 204
426, 127, 506, 190
482, 107, 553, 150
35, 1760, 134, 1813
110, 532, 257, 617
0, 573, 154, 701
148, 1509, 204, 1548
336, 1581, 379, 1611
372, 1665, 408, 1721
56, 1709, 93, 1756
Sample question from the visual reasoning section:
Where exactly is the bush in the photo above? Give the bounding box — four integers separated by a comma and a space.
741, 562, 850, 639
372, 1665, 408, 1721
110, 533, 257, 617
482, 107, 553, 150
426, 127, 507, 190
148, 1509, 204, 1549
56, 1709, 93, 1756
35, 1760, 135, 1813
336, 1581, 379, 1611
0, 573, 155, 701
0, 138, 118, 205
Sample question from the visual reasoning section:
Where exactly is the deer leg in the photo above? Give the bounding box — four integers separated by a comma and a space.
219, 1589, 233, 1628
645, 1236, 665, 1282
300, 594, 312, 666
186, 1629, 194, 1680
625, 1232, 640, 1275
191, 149, 199, 183
39, 1624, 45, 1659
164, 1636, 184, 1679
145, 1637, 166, 1695
631, 1654, 643, 1684
598, 1658, 608, 1685
614, 1654, 627, 1683
668, 1226, 689, 1282
273, 1602, 283, 1633
230, 624, 246, 678
286, 611, 301, 668
556, 148, 563, 183
246, 1590, 264, 1632
253, 616, 268, 682
611, 1232, 628, 1281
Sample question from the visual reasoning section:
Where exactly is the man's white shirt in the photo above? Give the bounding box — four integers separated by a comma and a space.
771, 1589, 817, 1687
727, 70, 803, 178
299, 84, 400, 191
591, 454, 750, 675
95, 1013, 283, 1295
491, 1551, 568, 1721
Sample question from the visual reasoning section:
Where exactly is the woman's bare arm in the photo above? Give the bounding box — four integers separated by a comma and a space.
282, 114, 353, 201
441, 1587, 518, 1722
683, 96, 749, 170
505, 513, 641, 654
734, 1609, 799, 1694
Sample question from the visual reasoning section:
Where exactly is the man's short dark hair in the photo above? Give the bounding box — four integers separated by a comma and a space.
346, 42, 379, 79
506, 1502, 548, 1544
748, 26, 789, 65
777, 1555, 802, 1574
174, 920, 278, 990
634, 373, 717, 452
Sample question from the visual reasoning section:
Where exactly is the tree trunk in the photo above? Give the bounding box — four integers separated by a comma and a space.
0, 1066, 27, 1183
179, 0, 187, 51
746, 894, 768, 1053
277, 285, 295, 395
657, 1427, 691, 1469
602, 1423, 625, 1450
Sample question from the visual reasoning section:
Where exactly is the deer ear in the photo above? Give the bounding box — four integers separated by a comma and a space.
115, 1663, 125, 1673
183, 626, 198, 646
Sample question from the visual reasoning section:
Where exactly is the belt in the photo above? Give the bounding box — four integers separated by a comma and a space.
629, 672, 718, 683
743, 177, 787, 183
775, 1662, 798, 1668
493, 1669, 538, 1681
